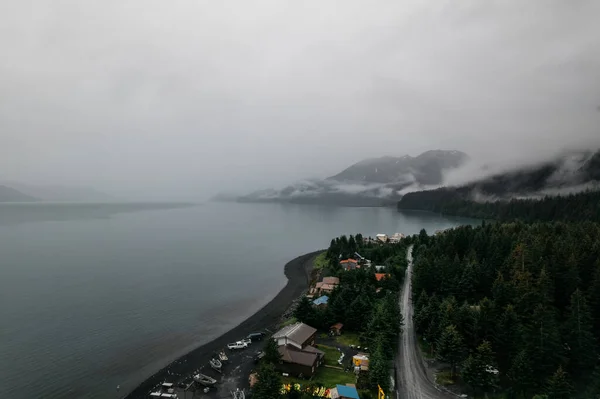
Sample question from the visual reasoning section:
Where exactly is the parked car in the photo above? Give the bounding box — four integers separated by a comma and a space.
241, 338, 252, 345
227, 342, 248, 350
247, 332, 265, 341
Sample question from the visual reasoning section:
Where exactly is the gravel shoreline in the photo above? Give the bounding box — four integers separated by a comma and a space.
124, 250, 321, 399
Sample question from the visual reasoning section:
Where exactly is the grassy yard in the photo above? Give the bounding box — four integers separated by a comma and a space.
312, 367, 356, 387
279, 317, 297, 328
314, 252, 328, 269
472, 394, 508, 399
315, 344, 343, 366
335, 332, 361, 347
282, 367, 356, 389
435, 370, 456, 386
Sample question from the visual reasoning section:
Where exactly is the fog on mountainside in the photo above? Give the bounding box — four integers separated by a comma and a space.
398, 149, 600, 212
0, 182, 114, 202
1, 1, 599, 200
234, 150, 469, 206
0, 185, 37, 202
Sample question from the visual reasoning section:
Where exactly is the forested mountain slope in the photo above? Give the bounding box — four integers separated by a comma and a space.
398, 149, 600, 215
411, 222, 600, 398
399, 190, 600, 223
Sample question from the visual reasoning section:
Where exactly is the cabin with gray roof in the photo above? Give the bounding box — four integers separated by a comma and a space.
273, 322, 317, 349
272, 322, 323, 377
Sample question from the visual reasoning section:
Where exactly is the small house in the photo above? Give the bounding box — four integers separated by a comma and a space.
352, 353, 369, 371
340, 259, 359, 271
315, 276, 340, 295
330, 323, 343, 336
389, 233, 405, 243
272, 322, 324, 377
331, 385, 360, 399
375, 234, 388, 243
273, 322, 317, 349
277, 344, 324, 377
375, 273, 390, 282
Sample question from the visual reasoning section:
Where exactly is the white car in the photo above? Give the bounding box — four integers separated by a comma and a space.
227, 341, 249, 350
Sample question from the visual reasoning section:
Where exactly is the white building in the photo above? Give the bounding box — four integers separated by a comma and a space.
389, 233, 406, 243
375, 233, 388, 243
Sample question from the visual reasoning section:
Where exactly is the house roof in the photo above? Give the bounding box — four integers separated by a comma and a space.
340, 259, 358, 264
375, 273, 390, 281
322, 277, 340, 285
336, 385, 360, 399
273, 322, 317, 345
302, 345, 325, 356
331, 322, 343, 330
278, 345, 319, 367
313, 296, 329, 305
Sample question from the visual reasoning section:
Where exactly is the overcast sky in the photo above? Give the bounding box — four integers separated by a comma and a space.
1, 0, 599, 199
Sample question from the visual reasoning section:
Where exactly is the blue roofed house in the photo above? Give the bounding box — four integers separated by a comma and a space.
312, 295, 329, 307
331, 384, 360, 399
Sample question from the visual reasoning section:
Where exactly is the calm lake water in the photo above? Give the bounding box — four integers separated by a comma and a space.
0, 202, 477, 398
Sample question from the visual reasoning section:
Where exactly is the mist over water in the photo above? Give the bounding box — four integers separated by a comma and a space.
0, 202, 477, 398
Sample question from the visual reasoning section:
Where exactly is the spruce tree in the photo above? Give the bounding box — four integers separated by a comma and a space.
507, 350, 534, 397
564, 289, 597, 376
461, 341, 498, 395
369, 340, 390, 392
545, 366, 573, 399
253, 363, 282, 399
436, 325, 466, 377
263, 337, 282, 365
294, 296, 316, 326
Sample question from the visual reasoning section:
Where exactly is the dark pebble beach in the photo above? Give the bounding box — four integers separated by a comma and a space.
124, 250, 320, 399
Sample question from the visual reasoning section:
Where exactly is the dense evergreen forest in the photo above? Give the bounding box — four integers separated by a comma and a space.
411, 222, 600, 398
294, 235, 407, 392
398, 189, 600, 223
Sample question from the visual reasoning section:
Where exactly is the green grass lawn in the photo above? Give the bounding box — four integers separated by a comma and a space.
435, 370, 455, 386
312, 367, 356, 387
282, 367, 356, 389
315, 344, 343, 366
279, 317, 297, 328
473, 394, 508, 399
314, 252, 328, 269
335, 332, 361, 347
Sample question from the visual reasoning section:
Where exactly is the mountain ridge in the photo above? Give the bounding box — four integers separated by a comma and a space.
0, 185, 38, 202
398, 149, 600, 212
0, 182, 114, 202
232, 150, 469, 206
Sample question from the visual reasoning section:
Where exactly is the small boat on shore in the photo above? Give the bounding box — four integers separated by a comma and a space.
218, 351, 228, 362
210, 358, 222, 372
194, 373, 217, 386
232, 388, 245, 399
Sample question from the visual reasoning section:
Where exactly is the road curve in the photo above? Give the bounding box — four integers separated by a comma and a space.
396, 246, 453, 399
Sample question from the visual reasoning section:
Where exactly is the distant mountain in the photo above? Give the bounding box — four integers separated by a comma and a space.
0, 185, 37, 202
233, 150, 469, 206
398, 149, 600, 212
2, 182, 114, 202
329, 150, 468, 185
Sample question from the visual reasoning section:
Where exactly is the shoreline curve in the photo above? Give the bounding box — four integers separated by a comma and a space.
124, 250, 321, 399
